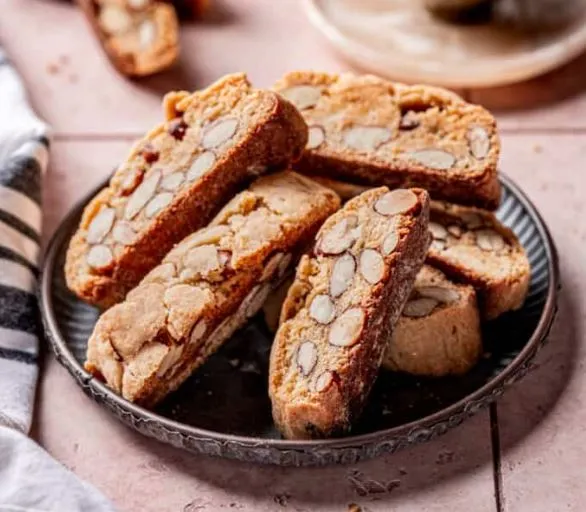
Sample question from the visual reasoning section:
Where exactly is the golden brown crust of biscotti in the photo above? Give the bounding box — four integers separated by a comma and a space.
76, 0, 179, 77
269, 187, 431, 439
274, 71, 501, 210
84, 171, 340, 407
427, 201, 530, 320
65, 74, 308, 308
383, 265, 482, 376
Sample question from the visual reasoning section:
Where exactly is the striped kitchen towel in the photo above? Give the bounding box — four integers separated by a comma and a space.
0, 50, 117, 511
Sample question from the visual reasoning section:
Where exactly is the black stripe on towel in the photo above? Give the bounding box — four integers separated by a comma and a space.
0, 155, 42, 205
0, 347, 36, 365
0, 251, 38, 276
0, 209, 40, 244
0, 285, 39, 335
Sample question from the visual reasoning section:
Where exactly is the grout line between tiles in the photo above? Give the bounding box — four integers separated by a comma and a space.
490, 403, 505, 512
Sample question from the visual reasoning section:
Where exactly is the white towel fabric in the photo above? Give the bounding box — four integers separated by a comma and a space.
0, 49, 116, 511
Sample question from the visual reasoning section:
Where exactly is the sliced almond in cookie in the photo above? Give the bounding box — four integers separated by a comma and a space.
406, 149, 455, 170
120, 168, 145, 195
342, 126, 392, 152
111, 221, 136, 246
359, 249, 384, 285
277, 253, 293, 279
87, 245, 114, 270
328, 307, 365, 347
447, 224, 462, 237
429, 222, 448, 240
318, 216, 359, 255
297, 341, 318, 376
307, 126, 325, 150
374, 189, 417, 216
381, 230, 399, 255
99, 4, 132, 35
468, 126, 490, 160
460, 211, 483, 229
417, 286, 460, 303
399, 111, 420, 131
475, 229, 505, 251
186, 151, 216, 182
86, 208, 115, 244
279, 85, 321, 110
314, 370, 334, 392
138, 19, 156, 49
125, 170, 161, 220
127, 0, 150, 9
403, 297, 439, 317
309, 294, 336, 325
202, 118, 239, 149
260, 252, 285, 282
242, 283, 272, 318
431, 239, 447, 251
185, 225, 231, 248
330, 253, 356, 298
161, 172, 185, 191
189, 319, 208, 346
157, 343, 184, 378
145, 192, 174, 218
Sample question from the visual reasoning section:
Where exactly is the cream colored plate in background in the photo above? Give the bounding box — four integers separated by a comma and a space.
303, 0, 586, 88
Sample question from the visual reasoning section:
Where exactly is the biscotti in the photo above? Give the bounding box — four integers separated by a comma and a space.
65, 73, 307, 308
274, 71, 501, 209
84, 171, 340, 406
76, 0, 180, 76
427, 201, 530, 320
383, 265, 482, 376
269, 187, 431, 439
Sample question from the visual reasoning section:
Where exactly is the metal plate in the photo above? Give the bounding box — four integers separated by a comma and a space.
40, 173, 559, 466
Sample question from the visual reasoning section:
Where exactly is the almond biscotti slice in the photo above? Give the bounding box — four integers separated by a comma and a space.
427, 201, 530, 320
66, 73, 307, 308
76, 0, 179, 76
269, 187, 431, 439
274, 71, 501, 210
383, 265, 482, 377
84, 171, 340, 407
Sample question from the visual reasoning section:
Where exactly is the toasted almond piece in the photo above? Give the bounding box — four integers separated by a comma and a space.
403, 297, 439, 318
202, 118, 238, 149
309, 294, 336, 325
399, 111, 420, 130
86, 208, 115, 244
417, 286, 460, 303
307, 126, 325, 150
318, 216, 359, 255
468, 126, 490, 160
297, 341, 318, 376
261, 252, 285, 282
189, 319, 207, 346
429, 222, 448, 240
183, 245, 222, 277
476, 229, 505, 251
447, 224, 462, 237
186, 151, 216, 182
328, 307, 365, 347
144, 261, 176, 283
87, 245, 113, 270
359, 248, 385, 285
161, 172, 185, 191
156, 343, 184, 378
120, 168, 144, 195
406, 149, 455, 170
279, 85, 321, 110
374, 189, 417, 216
342, 126, 392, 152
185, 225, 231, 248
314, 370, 334, 392
99, 4, 132, 35
460, 211, 483, 229
330, 253, 356, 298
277, 253, 293, 279
138, 19, 156, 49
242, 284, 271, 318
431, 239, 447, 251
382, 230, 399, 255
127, 0, 150, 8
125, 170, 161, 220
111, 221, 136, 246
145, 192, 174, 218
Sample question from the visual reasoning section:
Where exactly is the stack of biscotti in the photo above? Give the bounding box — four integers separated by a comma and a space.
272, 71, 530, 379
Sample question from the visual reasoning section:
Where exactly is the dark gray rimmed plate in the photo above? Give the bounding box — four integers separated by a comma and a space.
40, 173, 559, 467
